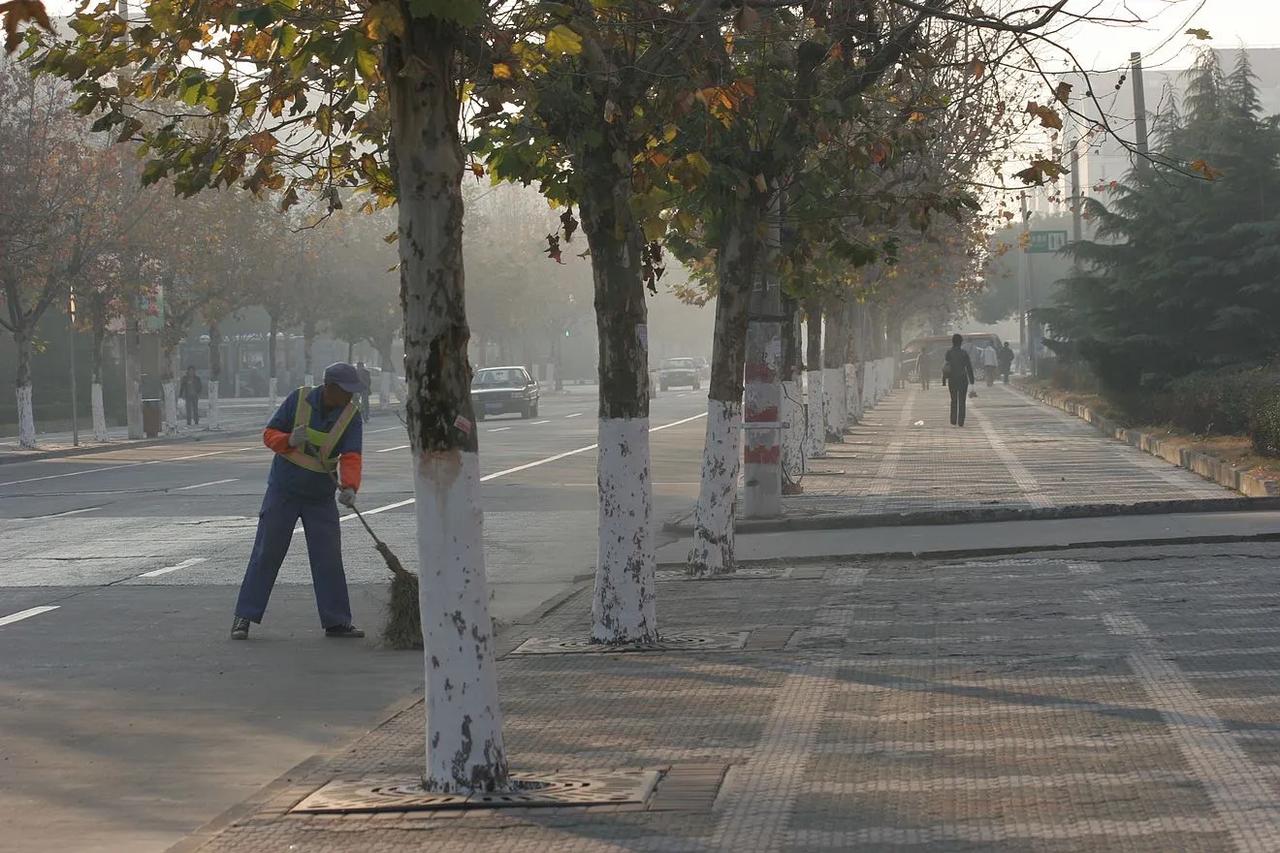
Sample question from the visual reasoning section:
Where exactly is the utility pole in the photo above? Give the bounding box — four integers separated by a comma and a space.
1069, 133, 1084, 272
1131, 51, 1150, 168
1017, 190, 1029, 374
68, 288, 79, 446
742, 188, 783, 519
118, 0, 143, 439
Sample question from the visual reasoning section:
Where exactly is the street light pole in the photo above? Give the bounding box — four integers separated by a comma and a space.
69, 287, 80, 447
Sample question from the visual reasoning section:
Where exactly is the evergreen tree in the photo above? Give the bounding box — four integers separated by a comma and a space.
1047, 50, 1280, 391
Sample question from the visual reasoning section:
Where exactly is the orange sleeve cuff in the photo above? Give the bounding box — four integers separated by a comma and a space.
340, 451, 363, 492
264, 428, 291, 454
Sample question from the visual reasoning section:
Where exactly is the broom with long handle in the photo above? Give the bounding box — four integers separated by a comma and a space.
334, 474, 422, 649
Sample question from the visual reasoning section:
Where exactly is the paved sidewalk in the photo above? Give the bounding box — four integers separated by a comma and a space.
790, 382, 1231, 518
180, 542, 1280, 852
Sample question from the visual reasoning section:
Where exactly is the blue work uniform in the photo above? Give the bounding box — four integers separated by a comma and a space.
234, 388, 364, 629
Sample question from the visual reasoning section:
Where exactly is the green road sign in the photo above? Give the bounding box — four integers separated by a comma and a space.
1028, 230, 1068, 254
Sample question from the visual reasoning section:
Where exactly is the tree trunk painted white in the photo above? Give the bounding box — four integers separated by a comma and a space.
303, 374, 314, 387
387, 18, 508, 793
268, 376, 278, 409
844, 363, 860, 424
805, 369, 825, 457
593, 417, 657, 640
861, 360, 875, 410
16, 384, 35, 448
207, 380, 220, 429
823, 366, 845, 441
413, 450, 506, 791
687, 199, 759, 574
91, 382, 108, 442
687, 399, 740, 576
162, 380, 179, 434
380, 368, 391, 410
781, 378, 804, 481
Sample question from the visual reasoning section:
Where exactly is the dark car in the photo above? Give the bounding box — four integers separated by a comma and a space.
658, 357, 701, 391
471, 366, 540, 420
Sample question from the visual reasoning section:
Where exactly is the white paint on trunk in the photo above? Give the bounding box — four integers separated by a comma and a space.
268, 376, 278, 409
91, 382, 108, 442
380, 369, 392, 409
860, 361, 875, 410
592, 417, 657, 642
805, 370, 826, 457
781, 379, 804, 483
844, 364, 860, 424
303, 373, 314, 387
414, 449, 508, 791
162, 380, 179, 434
207, 380, 220, 429
16, 385, 35, 448
687, 400, 741, 577
823, 367, 845, 440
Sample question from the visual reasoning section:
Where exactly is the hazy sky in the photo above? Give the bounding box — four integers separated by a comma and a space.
1053, 0, 1280, 73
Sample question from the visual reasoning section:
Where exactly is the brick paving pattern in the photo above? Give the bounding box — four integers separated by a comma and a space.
792, 383, 1230, 517
189, 543, 1280, 852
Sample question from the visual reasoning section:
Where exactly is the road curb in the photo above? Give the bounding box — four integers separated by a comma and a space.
1016, 382, 1280, 498
0, 425, 264, 466
663, 495, 1280, 535
654, 531, 1280, 570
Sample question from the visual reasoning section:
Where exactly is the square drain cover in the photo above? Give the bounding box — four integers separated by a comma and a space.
291, 769, 660, 813
509, 631, 748, 655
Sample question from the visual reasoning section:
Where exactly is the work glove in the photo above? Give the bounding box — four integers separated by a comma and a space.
338, 486, 357, 508
288, 424, 308, 449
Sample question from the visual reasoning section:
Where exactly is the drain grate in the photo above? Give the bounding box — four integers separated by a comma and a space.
291, 770, 660, 813
656, 566, 787, 581
509, 631, 748, 656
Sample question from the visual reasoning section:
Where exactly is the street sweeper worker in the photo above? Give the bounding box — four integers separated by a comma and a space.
231, 362, 366, 640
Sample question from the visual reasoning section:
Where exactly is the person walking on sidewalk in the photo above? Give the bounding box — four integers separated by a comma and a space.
178, 366, 203, 426
917, 348, 933, 391
980, 343, 999, 386
999, 342, 1015, 384
230, 362, 366, 640
355, 361, 372, 423
941, 334, 976, 427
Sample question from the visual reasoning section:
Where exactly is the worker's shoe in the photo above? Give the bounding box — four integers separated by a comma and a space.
324, 624, 365, 639
230, 617, 251, 640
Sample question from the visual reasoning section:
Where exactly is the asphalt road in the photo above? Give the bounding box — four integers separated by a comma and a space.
0, 385, 710, 853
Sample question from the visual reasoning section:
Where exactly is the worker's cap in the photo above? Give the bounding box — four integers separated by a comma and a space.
322, 362, 363, 394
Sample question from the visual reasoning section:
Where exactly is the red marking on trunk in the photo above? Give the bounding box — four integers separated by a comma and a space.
744, 363, 776, 382
743, 445, 781, 464
745, 406, 779, 422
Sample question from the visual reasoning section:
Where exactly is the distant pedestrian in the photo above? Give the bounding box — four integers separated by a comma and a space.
981, 343, 999, 386
917, 349, 933, 391
178, 366, 203, 426
999, 343, 1015, 384
355, 361, 372, 422
941, 334, 976, 427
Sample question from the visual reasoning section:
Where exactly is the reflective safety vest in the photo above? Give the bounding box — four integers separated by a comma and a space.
281, 387, 358, 476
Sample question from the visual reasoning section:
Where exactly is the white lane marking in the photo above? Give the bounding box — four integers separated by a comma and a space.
172, 478, 239, 491
27, 506, 102, 520
375, 445, 410, 453
565, 413, 583, 419
489, 427, 511, 433
530, 420, 550, 425
0, 606, 60, 627
365, 426, 403, 434
0, 446, 257, 488
137, 557, 208, 578
970, 403, 1054, 509
338, 413, 710, 522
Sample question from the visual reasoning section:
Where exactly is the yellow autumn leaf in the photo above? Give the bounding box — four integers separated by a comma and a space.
545, 24, 582, 56
492, 62, 513, 80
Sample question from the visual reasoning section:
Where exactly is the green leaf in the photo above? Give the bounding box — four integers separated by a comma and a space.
545, 24, 582, 56
355, 46, 378, 80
